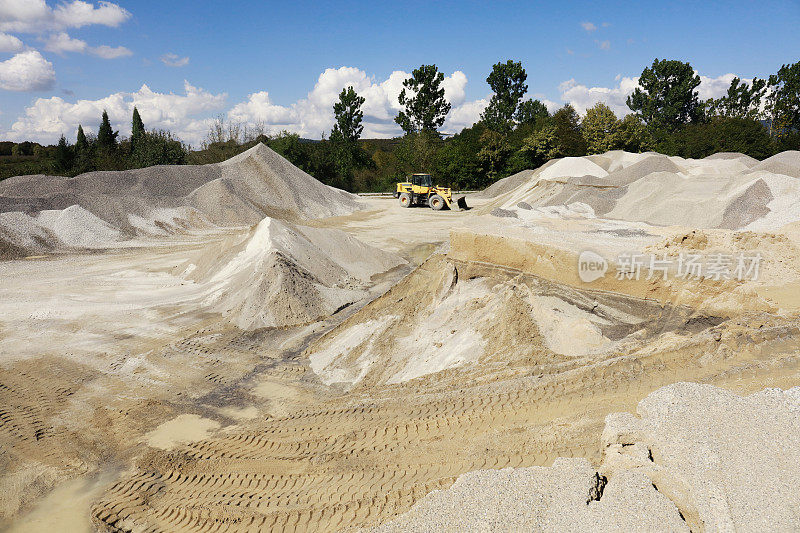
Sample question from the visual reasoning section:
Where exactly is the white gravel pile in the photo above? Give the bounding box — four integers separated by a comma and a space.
0, 143, 364, 258
374, 382, 800, 532
488, 150, 800, 231
192, 216, 405, 329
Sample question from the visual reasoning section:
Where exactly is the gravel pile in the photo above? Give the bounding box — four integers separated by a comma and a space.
0, 143, 364, 257
191, 216, 404, 329
374, 382, 800, 532
473, 169, 536, 199
483, 150, 800, 231
749, 150, 800, 178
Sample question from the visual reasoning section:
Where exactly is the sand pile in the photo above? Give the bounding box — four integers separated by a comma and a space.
484, 150, 800, 231
374, 382, 800, 532
0, 143, 363, 257
304, 254, 706, 389
185, 216, 405, 329
472, 169, 535, 199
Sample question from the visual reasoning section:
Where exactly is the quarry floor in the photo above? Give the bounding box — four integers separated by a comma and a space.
2, 196, 800, 531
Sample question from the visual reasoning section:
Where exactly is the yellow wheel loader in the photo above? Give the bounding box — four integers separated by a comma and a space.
394, 173, 468, 210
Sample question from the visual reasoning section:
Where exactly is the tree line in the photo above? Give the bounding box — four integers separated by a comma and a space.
1, 58, 798, 189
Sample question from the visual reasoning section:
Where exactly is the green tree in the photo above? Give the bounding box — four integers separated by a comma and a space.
617, 114, 654, 152
97, 110, 118, 152
519, 124, 560, 168
552, 104, 587, 156
767, 61, 800, 136
664, 118, 773, 160
706, 77, 767, 120
395, 64, 451, 135
331, 86, 365, 143
482, 60, 528, 132
128, 130, 187, 168
76, 125, 89, 153
131, 106, 145, 153
476, 129, 512, 181
515, 99, 549, 126
53, 135, 74, 172
330, 86, 370, 191
395, 130, 441, 175
627, 59, 701, 132
582, 103, 620, 154
73, 125, 93, 173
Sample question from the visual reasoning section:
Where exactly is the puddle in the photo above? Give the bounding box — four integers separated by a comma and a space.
5, 470, 118, 533
143, 414, 221, 450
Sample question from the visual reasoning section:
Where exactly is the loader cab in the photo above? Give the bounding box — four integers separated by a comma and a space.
411, 174, 432, 190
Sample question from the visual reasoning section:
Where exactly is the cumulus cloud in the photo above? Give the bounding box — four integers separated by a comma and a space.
558, 72, 747, 117
0, 50, 55, 91
161, 53, 189, 67
0, 0, 131, 33
697, 72, 740, 100
91, 44, 131, 59
43, 31, 131, 58
228, 66, 485, 138
0, 32, 23, 52
43, 31, 86, 53
5, 81, 226, 144
580, 21, 597, 32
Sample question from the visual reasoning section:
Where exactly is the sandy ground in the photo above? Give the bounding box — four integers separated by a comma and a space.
2, 190, 800, 531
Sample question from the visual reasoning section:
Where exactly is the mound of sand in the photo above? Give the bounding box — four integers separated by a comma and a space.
484, 150, 800, 231
0, 144, 363, 257
192, 216, 405, 329
304, 253, 710, 389
375, 382, 800, 532
472, 169, 536, 199
749, 150, 800, 178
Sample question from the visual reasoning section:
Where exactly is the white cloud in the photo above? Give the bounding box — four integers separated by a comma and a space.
580, 21, 597, 32
0, 0, 131, 33
558, 76, 640, 116
5, 81, 226, 144
161, 53, 189, 67
0, 50, 55, 91
44, 31, 86, 53
90, 44, 130, 58
43, 31, 130, 58
443, 97, 488, 133
557, 72, 747, 117
0, 31, 23, 52
697, 72, 741, 100
227, 66, 484, 139
596, 39, 610, 50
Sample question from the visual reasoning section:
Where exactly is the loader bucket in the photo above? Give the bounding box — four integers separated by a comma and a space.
456, 196, 470, 210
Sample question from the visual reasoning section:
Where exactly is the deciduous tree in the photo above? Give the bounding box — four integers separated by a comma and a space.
582, 103, 620, 154
482, 60, 528, 132
395, 64, 451, 135
627, 59, 701, 131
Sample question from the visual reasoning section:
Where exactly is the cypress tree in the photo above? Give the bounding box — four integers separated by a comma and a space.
97, 110, 118, 152
131, 106, 145, 153
54, 135, 74, 172
76, 125, 88, 153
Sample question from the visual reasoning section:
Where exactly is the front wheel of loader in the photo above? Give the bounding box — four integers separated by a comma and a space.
429, 194, 445, 211
399, 192, 412, 208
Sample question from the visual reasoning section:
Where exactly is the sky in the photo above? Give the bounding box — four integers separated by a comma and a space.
0, 0, 799, 147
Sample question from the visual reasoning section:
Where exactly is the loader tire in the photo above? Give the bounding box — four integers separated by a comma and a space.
429, 194, 445, 211
399, 193, 412, 208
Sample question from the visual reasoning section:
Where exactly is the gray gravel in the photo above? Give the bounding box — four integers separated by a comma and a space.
371, 382, 800, 532
0, 144, 363, 258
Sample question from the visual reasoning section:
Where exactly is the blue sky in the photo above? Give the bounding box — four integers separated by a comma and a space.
1, 0, 799, 145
